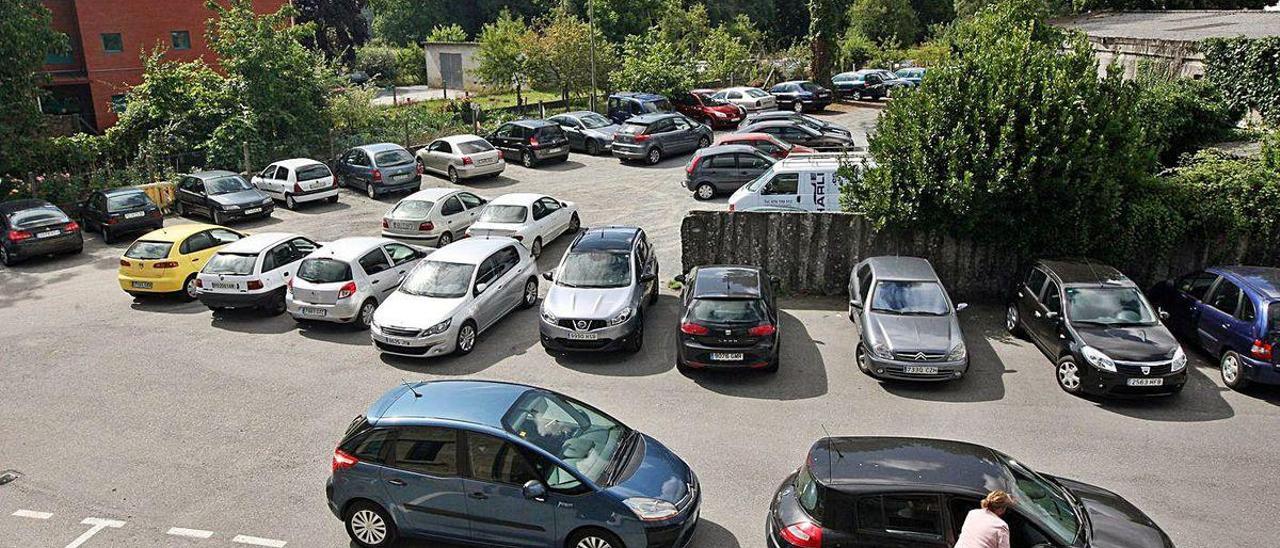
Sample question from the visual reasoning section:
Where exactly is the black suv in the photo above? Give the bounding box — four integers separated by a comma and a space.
1006, 259, 1187, 397
674, 265, 780, 373
486, 120, 571, 168
767, 80, 833, 112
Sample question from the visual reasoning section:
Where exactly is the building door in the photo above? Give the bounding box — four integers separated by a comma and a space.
440, 53, 463, 90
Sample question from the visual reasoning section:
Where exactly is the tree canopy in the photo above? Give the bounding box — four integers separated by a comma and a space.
0, 0, 67, 177
295, 0, 370, 62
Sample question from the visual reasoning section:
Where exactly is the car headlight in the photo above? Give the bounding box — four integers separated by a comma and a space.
1171, 346, 1187, 372
422, 318, 452, 337
222, 204, 241, 210
261, 198, 273, 206
622, 497, 679, 522
540, 308, 558, 324
947, 342, 967, 361
711, 111, 726, 118
871, 342, 893, 359
608, 306, 634, 326
1081, 346, 1116, 372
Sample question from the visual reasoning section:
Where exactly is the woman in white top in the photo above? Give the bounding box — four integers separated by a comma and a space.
955, 490, 1012, 548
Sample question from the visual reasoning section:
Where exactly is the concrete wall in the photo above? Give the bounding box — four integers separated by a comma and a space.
1086, 37, 1205, 79
423, 42, 483, 92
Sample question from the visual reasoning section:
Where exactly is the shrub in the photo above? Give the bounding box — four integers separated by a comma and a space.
354, 44, 399, 82
838, 30, 879, 69
611, 32, 695, 98
1202, 37, 1280, 125
426, 23, 467, 42
1134, 63, 1241, 166
847, 0, 921, 45
395, 46, 427, 86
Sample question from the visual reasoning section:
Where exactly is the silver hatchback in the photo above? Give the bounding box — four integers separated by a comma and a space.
287, 237, 429, 328
414, 134, 505, 184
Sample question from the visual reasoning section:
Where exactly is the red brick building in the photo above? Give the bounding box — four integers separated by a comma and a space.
40, 0, 291, 132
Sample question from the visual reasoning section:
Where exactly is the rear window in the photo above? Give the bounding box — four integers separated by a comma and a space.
106, 192, 152, 212
689, 298, 768, 324
643, 99, 672, 113
295, 164, 331, 181
617, 123, 647, 135
534, 126, 565, 140
125, 240, 173, 260
746, 89, 769, 98
9, 206, 69, 228
795, 464, 823, 518
297, 258, 352, 283
374, 149, 413, 167
457, 140, 493, 154
800, 82, 820, 92
389, 200, 434, 219
479, 205, 527, 224
204, 253, 258, 275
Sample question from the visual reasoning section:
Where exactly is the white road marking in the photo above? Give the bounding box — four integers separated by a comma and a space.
65, 517, 125, 548
12, 509, 53, 519
231, 535, 287, 547
167, 527, 215, 539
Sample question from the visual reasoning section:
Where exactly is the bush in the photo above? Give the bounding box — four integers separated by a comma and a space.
1134, 63, 1241, 166
838, 30, 879, 69
847, 0, 921, 45
1199, 37, 1280, 124
354, 45, 399, 83
426, 23, 467, 42
395, 46, 426, 86
1171, 150, 1280, 255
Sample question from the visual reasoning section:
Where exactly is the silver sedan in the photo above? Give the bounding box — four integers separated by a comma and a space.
415, 134, 506, 184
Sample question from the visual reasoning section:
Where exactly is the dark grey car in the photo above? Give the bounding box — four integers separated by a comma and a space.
335, 143, 421, 199
737, 120, 856, 150
684, 145, 776, 200
611, 113, 714, 165
548, 111, 620, 155
849, 256, 969, 381
173, 170, 275, 225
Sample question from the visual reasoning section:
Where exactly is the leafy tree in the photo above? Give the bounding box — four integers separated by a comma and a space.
1073, 0, 1268, 10
564, 0, 665, 42
909, 0, 955, 31
529, 9, 612, 102
848, 0, 921, 45
837, 29, 879, 69
655, 0, 712, 55
1133, 61, 1240, 166
699, 27, 753, 86
107, 53, 232, 166
1, 0, 67, 177
427, 23, 469, 41
369, 0, 542, 44
1202, 37, 1280, 126
355, 44, 400, 81
611, 31, 695, 97
477, 10, 535, 106
724, 13, 765, 54
808, 0, 844, 84
295, 0, 370, 63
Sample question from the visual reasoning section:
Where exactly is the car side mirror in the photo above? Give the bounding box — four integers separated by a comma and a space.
1045, 310, 1060, 321
560, 201, 568, 207
1159, 308, 1170, 321
849, 298, 862, 309
542, 271, 554, 281
522, 480, 547, 500
956, 303, 968, 312
475, 282, 489, 295
640, 272, 657, 283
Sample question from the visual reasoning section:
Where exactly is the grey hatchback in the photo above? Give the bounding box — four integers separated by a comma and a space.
611, 113, 713, 165
684, 145, 776, 200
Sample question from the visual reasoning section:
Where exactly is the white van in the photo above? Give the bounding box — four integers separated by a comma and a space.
727, 153, 872, 212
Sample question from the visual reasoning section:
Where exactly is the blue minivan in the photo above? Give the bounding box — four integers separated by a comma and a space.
327, 380, 700, 548
1150, 266, 1280, 390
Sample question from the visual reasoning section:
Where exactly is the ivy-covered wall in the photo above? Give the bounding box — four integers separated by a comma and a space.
1201, 36, 1280, 125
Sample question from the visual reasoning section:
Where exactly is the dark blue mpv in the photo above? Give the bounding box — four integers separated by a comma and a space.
327, 380, 700, 548
1150, 265, 1280, 390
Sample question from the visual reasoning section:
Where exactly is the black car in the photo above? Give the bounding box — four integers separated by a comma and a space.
0, 199, 83, 266
767, 80, 833, 112
741, 111, 853, 138
768, 436, 1175, 548
81, 188, 164, 243
1007, 259, 1188, 397
486, 120, 571, 168
172, 171, 274, 225
831, 70, 889, 101
737, 120, 855, 150
674, 265, 780, 373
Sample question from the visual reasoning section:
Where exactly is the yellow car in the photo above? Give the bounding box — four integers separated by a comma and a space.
118, 223, 246, 300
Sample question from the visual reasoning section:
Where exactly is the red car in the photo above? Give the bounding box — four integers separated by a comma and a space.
675, 90, 745, 129
714, 132, 816, 160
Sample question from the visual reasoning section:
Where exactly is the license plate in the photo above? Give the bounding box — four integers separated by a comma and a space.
244, 207, 262, 215
1127, 378, 1164, 387
478, 157, 495, 165
904, 366, 939, 374
37, 230, 58, 238
211, 282, 237, 290
380, 335, 414, 346
124, 211, 144, 219
393, 221, 418, 231
710, 353, 744, 361
396, 174, 413, 182
130, 281, 153, 289
300, 306, 327, 317
566, 332, 598, 341
547, 147, 564, 154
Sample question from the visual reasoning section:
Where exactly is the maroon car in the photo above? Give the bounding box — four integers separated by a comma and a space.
714, 132, 815, 160
674, 90, 745, 129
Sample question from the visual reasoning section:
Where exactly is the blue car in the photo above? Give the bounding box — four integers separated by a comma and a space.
1150, 266, 1280, 390
606, 92, 674, 125
327, 380, 700, 548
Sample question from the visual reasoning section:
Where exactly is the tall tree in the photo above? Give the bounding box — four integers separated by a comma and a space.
699, 27, 752, 86
477, 10, 535, 105
1, 0, 67, 176
529, 8, 611, 102
655, 0, 712, 55
294, 0, 370, 63
808, 0, 843, 84
426, 23, 468, 41
611, 31, 695, 96
848, 0, 921, 45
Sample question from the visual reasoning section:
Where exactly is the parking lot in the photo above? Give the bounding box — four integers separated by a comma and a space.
2, 104, 1278, 548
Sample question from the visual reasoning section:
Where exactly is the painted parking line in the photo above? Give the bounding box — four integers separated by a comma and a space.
231, 534, 287, 547
11, 509, 54, 519
166, 527, 215, 539
65, 517, 126, 548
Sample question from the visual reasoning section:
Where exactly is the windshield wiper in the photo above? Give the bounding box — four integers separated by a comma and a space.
603, 429, 639, 485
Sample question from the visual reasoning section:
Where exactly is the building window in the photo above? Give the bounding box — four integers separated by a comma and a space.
45, 46, 73, 65
171, 31, 191, 50
101, 33, 123, 53
110, 94, 128, 114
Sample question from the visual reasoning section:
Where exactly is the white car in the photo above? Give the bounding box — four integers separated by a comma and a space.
371, 237, 539, 358
381, 188, 488, 247
711, 87, 778, 112
415, 134, 506, 184
197, 232, 320, 314
250, 158, 340, 210
287, 237, 431, 328
465, 193, 581, 257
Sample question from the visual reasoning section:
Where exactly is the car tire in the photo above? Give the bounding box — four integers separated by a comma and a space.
568, 213, 581, 233
522, 151, 535, 168
181, 274, 199, 302
0, 246, 15, 267
694, 183, 715, 201
646, 147, 662, 165
1221, 350, 1250, 391
792, 101, 804, 112
531, 237, 543, 257
174, 200, 186, 217
211, 209, 224, 225
438, 231, 453, 247
1006, 304, 1026, 339
455, 320, 477, 355
355, 298, 377, 330
1056, 356, 1084, 395
366, 183, 377, 199
520, 277, 538, 309
852, 90, 863, 101
102, 227, 115, 244
266, 289, 287, 316
327, 193, 339, 204
568, 528, 625, 548
697, 136, 711, 149
856, 344, 874, 376
344, 501, 397, 548
285, 194, 297, 210
624, 313, 644, 353
448, 166, 460, 184
586, 139, 601, 155
648, 278, 659, 306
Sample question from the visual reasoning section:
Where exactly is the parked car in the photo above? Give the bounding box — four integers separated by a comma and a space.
737, 120, 856, 150
684, 145, 776, 200
117, 224, 245, 300
328, 380, 700, 548
709, 86, 777, 112
371, 238, 538, 358
742, 110, 853, 137
1149, 266, 1280, 390
606, 92, 674, 124
464, 193, 581, 256
287, 237, 428, 329
728, 153, 871, 213
767, 80, 833, 112
540, 226, 659, 353
895, 66, 928, 85
173, 171, 274, 225
1007, 259, 1187, 397
250, 158, 340, 210
196, 232, 318, 315
611, 113, 713, 165
674, 265, 780, 373
831, 69, 889, 101
414, 134, 506, 183
80, 188, 164, 244
714, 132, 816, 160
486, 120, 571, 168
381, 188, 487, 247
0, 199, 83, 266
849, 256, 969, 381
335, 143, 420, 199
548, 111, 621, 155
673, 90, 745, 129
768, 436, 1174, 548
873, 68, 916, 90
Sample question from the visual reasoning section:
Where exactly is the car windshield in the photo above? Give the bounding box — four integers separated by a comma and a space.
999, 456, 1083, 545
579, 113, 612, 129
501, 389, 630, 485
206, 176, 252, 195
745, 88, 769, 98
124, 240, 173, 260
457, 140, 493, 154
296, 164, 331, 181
479, 205, 527, 224
796, 117, 825, 131
389, 200, 434, 220
106, 192, 151, 211
1066, 287, 1158, 326
399, 260, 475, 298
642, 99, 672, 113
9, 206, 69, 228
204, 253, 257, 275
689, 298, 768, 324
297, 258, 352, 283
871, 280, 950, 315
833, 73, 853, 82
374, 149, 413, 166
557, 250, 632, 289
698, 93, 728, 106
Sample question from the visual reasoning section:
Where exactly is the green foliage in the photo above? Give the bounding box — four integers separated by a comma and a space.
355, 44, 401, 81
1264, 131, 1280, 172
529, 8, 613, 101
838, 30, 879, 69
611, 32, 696, 96
295, 0, 370, 63
0, 0, 68, 176
698, 27, 754, 86
909, 0, 955, 30
808, 0, 844, 83
1202, 37, 1280, 126
847, 0, 921, 45
426, 23, 468, 42
477, 10, 535, 102
1134, 63, 1241, 166
107, 52, 234, 168
368, 0, 541, 45
1072, 0, 1268, 11
394, 46, 427, 85
655, 0, 712, 55
724, 13, 765, 53
1167, 151, 1280, 255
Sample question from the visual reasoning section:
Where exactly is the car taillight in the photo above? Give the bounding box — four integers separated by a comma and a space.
496, 150, 504, 160
634, 134, 651, 142
337, 281, 357, 299
749, 323, 776, 337
419, 221, 434, 231
381, 218, 389, 229
780, 520, 822, 548
680, 322, 710, 335
247, 280, 264, 290
8, 229, 33, 242
195, 278, 204, 288
119, 259, 131, 267
152, 261, 179, 269
65, 221, 79, 232
416, 161, 425, 175
530, 136, 540, 147
294, 182, 303, 193
372, 169, 383, 183
1251, 339, 1273, 360
461, 156, 473, 166
332, 448, 358, 473
686, 156, 701, 175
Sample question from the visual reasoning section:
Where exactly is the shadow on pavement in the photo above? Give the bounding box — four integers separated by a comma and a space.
1092, 346, 1235, 422
209, 308, 297, 335
552, 294, 680, 377
532, 160, 586, 172
128, 295, 211, 315
297, 318, 375, 346
689, 518, 742, 547
689, 311, 829, 401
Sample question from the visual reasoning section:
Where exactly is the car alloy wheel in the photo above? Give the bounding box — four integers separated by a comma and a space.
522, 151, 534, 168
211, 209, 223, 225
625, 315, 644, 353
366, 183, 377, 199
698, 136, 711, 148
647, 148, 661, 165
793, 101, 804, 112
531, 237, 542, 257
522, 278, 538, 308
448, 166, 459, 184
285, 194, 297, 210
183, 275, 199, 301
0, 247, 12, 267
438, 231, 453, 247
695, 183, 715, 200
568, 213, 580, 233
1057, 358, 1082, 393
456, 321, 477, 355
350, 509, 387, 546
587, 139, 600, 155
102, 227, 115, 244
853, 90, 863, 101
357, 299, 376, 329
1221, 351, 1249, 390
576, 537, 614, 548
856, 344, 872, 374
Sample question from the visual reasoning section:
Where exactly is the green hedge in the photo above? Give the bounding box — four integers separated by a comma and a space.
1201, 37, 1280, 125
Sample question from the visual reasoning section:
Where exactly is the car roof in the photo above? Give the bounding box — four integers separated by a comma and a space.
744, 120, 801, 129
718, 132, 774, 143
1213, 266, 1280, 301
625, 113, 678, 124
0, 199, 55, 214
136, 223, 223, 242
190, 170, 239, 179
776, 80, 813, 85
612, 92, 666, 101
101, 187, 147, 196
561, 111, 602, 119
1037, 258, 1131, 287
309, 237, 391, 260
368, 380, 531, 428
437, 134, 486, 144
509, 119, 556, 129
695, 144, 760, 158
356, 142, 407, 153
719, 86, 763, 92
489, 193, 547, 207
808, 437, 1007, 494
271, 158, 325, 169
573, 226, 639, 252
427, 237, 517, 264
401, 188, 459, 202
692, 266, 763, 298
216, 232, 300, 254
863, 256, 938, 281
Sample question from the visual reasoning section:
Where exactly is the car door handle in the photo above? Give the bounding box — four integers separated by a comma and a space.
386, 479, 406, 486
1033, 311, 1042, 318
1221, 323, 1230, 329
469, 492, 488, 500
371, 279, 380, 284
192, 258, 200, 262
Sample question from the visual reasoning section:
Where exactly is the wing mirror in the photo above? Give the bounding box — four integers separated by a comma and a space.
1159, 308, 1170, 321
639, 272, 657, 283
673, 273, 686, 284
849, 298, 862, 309
522, 480, 548, 500
475, 282, 490, 295
542, 271, 554, 281
955, 303, 968, 312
